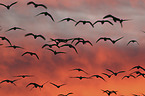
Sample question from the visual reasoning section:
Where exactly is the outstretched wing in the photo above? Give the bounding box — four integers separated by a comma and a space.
33, 53, 39, 60
0, 37, 12, 45
86, 21, 94, 28
105, 20, 114, 25
27, 1, 36, 5
37, 35, 46, 40
106, 69, 115, 74
26, 83, 35, 87
37, 4, 47, 9
117, 71, 125, 74
96, 37, 105, 43
75, 21, 82, 26
25, 33, 34, 37
21, 52, 31, 56
85, 40, 93, 46
115, 36, 124, 42
45, 12, 55, 22
0, 3, 7, 8
9, 2, 18, 7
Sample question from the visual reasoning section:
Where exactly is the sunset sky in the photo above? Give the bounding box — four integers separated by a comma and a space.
0, 0, 145, 96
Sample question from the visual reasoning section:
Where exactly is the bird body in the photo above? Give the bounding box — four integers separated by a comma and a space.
93, 20, 113, 25
6, 45, 24, 49
50, 82, 66, 88
13, 75, 34, 78
5, 27, 25, 32
90, 75, 106, 81
75, 20, 94, 28
58, 18, 76, 22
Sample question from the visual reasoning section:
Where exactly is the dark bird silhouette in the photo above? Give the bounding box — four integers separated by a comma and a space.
70, 68, 88, 74
58, 93, 73, 96
0, 79, 21, 86
60, 44, 78, 54
103, 14, 131, 27
122, 74, 136, 79
6, 45, 24, 49
127, 40, 139, 46
13, 75, 34, 78
129, 65, 145, 71
136, 72, 145, 78
75, 40, 93, 46
46, 48, 66, 55
27, 1, 47, 9
93, 20, 113, 26
71, 37, 85, 44
70, 76, 90, 80
89, 75, 106, 81
75, 20, 94, 28
101, 89, 117, 96
26, 81, 48, 90
50, 82, 66, 88
58, 18, 76, 23
36, 12, 55, 22
131, 71, 142, 75
25, 33, 46, 40
103, 14, 120, 22
5, 27, 25, 32
42, 44, 60, 48
0, 2, 17, 10
102, 73, 113, 78
106, 69, 125, 76
0, 36, 12, 45
22, 52, 39, 60
96, 37, 124, 44
50, 38, 73, 44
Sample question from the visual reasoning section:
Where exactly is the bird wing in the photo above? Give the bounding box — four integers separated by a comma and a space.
56, 51, 66, 54
35, 12, 46, 16
33, 53, 39, 60
50, 82, 58, 87
85, 41, 93, 46
45, 12, 55, 22
37, 35, 46, 40
9, 2, 18, 7
46, 48, 55, 53
27, 1, 36, 5
42, 44, 49, 48
98, 75, 106, 81
103, 14, 114, 19
130, 75, 136, 78
75, 41, 81, 46
96, 37, 105, 43
3, 37, 12, 45
75, 21, 82, 26
86, 21, 94, 28
26, 83, 35, 87
117, 71, 125, 74
122, 76, 127, 79
21, 52, 31, 56
102, 73, 110, 77
25, 33, 34, 37
106, 69, 115, 74
37, 4, 47, 9
67, 93, 73, 95
5, 28, 14, 32
93, 21, 99, 25
0, 3, 7, 8
127, 40, 132, 46
115, 36, 124, 42
105, 20, 114, 25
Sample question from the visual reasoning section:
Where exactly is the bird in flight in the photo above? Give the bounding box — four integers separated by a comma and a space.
60, 44, 78, 54
5, 27, 25, 32
42, 44, 60, 48
102, 73, 113, 78
70, 68, 88, 74
50, 82, 66, 88
75, 40, 93, 46
129, 65, 145, 71
75, 20, 94, 28
93, 20, 113, 26
127, 40, 139, 46
58, 17, 76, 23
101, 89, 117, 96
96, 37, 124, 44
26, 81, 48, 90
0, 2, 17, 10
0, 79, 21, 86
89, 75, 106, 81
50, 38, 73, 44
70, 76, 90, 80
103, 14, 131, 27
46, 48, 66, 55
13, 75, 34, 78
36, 12, 55, 22
103, 14, 120, 22
27, 1, 47, 9
106, 69, 125, 76
25, 33, 46, 40
6, 45, 24, 49
122, 74, 136, 79
22, 51, 39, 60
58, 93, 73, 96
71, 37, 85, 44
0, 36, 12, 45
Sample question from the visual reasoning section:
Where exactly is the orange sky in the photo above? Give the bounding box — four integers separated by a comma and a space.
0, 0, 145, 96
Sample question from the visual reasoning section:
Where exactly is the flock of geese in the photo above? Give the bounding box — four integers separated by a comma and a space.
0, 65, 145, 96
0, 1, 144, 96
